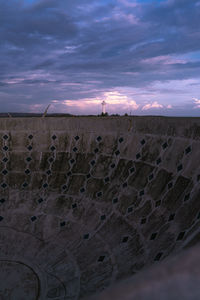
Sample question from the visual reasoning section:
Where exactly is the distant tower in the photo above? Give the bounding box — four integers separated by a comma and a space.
102, 101, 106, 114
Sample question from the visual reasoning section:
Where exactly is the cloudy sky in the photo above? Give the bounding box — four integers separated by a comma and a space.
1, 0, 200, 115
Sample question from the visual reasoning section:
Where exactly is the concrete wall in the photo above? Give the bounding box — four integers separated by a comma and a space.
0, 116, 199, 299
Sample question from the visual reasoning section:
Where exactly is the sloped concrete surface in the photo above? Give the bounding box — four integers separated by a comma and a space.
0, 116, 199, 299
87, 243, 200, 300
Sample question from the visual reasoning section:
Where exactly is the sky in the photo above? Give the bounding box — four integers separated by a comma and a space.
1, 0, 200, 116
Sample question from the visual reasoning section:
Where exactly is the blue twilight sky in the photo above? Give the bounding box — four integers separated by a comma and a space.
1, 0, 200, 115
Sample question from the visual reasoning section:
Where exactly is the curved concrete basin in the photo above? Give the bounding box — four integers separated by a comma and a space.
0, 116, 199, 299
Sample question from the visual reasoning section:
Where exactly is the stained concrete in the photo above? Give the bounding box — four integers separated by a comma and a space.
0, 116, 199, 299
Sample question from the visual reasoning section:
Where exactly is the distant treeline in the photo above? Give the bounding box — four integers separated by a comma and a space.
0, 112, 130, 118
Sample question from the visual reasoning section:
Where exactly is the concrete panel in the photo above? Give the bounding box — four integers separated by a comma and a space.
0, 116, 199, 299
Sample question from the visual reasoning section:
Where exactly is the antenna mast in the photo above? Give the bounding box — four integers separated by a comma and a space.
101, 101, 106, 114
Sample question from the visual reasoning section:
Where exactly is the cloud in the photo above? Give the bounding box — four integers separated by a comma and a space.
29, 103, 44, 112
193, 97, 200, 108
142, 101, 163, 110
118, 0, 138, 8
103, 91, 139, 108
167, 104, 172, 109
0, 0, 200, 114
141, 55, 187, 65
51, 90, 139, 114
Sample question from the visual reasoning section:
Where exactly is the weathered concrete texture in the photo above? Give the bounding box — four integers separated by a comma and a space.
87, 242, 200, 300
0, 116, 199, 299
85, 246, 200, 300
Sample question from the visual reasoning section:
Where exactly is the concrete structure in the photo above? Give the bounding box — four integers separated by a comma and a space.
0, 116, 199, 299
89, 242, 200, 300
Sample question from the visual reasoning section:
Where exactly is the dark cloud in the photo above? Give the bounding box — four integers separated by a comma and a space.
0, 0, 200, 113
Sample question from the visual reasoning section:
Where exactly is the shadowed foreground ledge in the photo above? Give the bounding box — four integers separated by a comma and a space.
86, 243, 200, 300
0, 116, 199, 299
